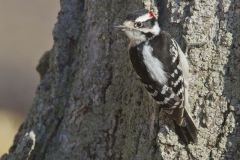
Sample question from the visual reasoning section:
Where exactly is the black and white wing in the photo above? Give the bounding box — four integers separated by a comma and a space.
143, 33, 186, 111
128, 31, 197, 143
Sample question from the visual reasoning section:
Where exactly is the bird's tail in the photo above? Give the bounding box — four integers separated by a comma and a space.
173, 109, 198, 144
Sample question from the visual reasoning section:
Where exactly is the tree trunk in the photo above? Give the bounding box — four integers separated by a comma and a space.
1, 0, 240, 159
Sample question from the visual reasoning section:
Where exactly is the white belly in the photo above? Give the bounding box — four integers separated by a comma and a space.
142, 44, 168, 84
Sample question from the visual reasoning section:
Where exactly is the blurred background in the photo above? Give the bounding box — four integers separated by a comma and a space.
0, 1, 59, 156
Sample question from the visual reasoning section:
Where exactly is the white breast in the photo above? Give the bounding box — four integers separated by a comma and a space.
142, 44, 168, 84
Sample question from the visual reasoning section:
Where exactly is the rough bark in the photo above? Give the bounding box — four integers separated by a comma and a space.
1, 0, 240, 159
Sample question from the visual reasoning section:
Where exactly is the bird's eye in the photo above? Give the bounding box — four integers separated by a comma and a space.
134, 22, 143, 28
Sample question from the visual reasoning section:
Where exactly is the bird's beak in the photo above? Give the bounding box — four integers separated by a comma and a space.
115, 25, 128, 31
115, 25, 126, 29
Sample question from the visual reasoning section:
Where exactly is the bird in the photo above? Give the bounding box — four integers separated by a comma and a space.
116, 9, 198, 144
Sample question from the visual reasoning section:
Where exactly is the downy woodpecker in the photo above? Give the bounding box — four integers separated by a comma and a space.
117, 9, 197, 144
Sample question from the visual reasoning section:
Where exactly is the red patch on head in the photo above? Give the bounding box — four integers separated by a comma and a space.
148, 11, 155, 18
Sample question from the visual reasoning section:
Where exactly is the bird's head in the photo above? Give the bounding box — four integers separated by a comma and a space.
116, 9, 160, 45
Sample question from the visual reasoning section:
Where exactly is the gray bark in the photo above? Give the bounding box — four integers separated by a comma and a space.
1, 0, 240, 159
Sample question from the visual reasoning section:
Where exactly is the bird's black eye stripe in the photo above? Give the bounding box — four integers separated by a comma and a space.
134, 22, 143, 28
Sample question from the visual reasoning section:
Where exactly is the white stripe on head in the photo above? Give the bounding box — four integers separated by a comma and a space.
136, 22, 160, 36
135, 13, 153, 22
